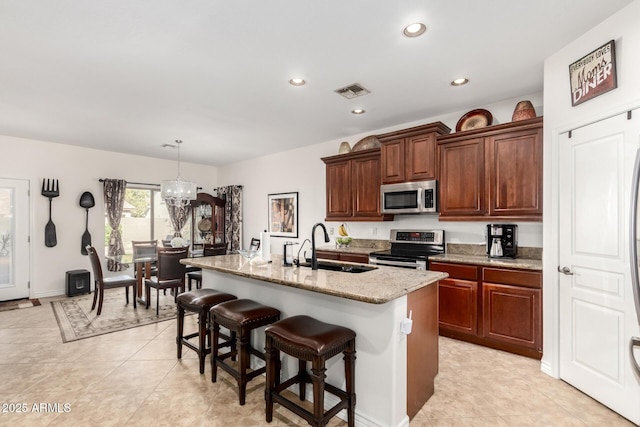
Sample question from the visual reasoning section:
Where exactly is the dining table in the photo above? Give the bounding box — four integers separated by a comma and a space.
105, 253, 157, 305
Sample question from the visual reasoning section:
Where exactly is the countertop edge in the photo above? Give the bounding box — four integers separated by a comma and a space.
183, 255, 448, 304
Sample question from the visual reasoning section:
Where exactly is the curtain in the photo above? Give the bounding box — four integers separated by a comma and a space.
165, 204, 192, 238
213, 185, 243, 252
103, 179, 127, 271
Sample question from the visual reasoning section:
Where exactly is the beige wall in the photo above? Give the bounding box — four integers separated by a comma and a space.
0, 134, 218, 297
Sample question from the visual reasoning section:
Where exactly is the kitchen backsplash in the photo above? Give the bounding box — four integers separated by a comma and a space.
447, 243, 542, 260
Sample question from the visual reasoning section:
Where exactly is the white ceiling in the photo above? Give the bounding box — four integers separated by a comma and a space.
0, 0, 633, 166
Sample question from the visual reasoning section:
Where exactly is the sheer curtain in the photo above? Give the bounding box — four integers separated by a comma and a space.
213, 185, 243, 252
103, 179, 127, 271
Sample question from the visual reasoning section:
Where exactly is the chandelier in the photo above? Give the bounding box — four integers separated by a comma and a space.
161, 140, 197, 207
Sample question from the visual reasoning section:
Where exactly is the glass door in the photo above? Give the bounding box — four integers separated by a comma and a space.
0, 178, 30, 301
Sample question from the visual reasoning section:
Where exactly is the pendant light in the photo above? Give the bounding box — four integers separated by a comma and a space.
161, 140, 197, 207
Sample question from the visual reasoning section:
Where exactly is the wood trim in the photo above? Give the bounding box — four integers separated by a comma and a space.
406, 283, 439, 419
437, 117, 543, 144
377, 121, 451, 142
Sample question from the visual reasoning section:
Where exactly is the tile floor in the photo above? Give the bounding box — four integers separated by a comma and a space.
0, 296, 635, 427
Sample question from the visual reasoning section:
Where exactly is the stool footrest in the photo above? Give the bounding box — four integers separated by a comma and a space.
216, 358, 267, 382
271, 392, 348, 426
182, 340, 210, 356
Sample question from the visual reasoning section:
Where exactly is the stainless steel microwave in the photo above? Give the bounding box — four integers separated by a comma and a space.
380, 180, 438, 214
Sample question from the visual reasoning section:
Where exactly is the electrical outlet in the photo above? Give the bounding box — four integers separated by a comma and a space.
372, 227, 377, 237
329, 227, 334, 235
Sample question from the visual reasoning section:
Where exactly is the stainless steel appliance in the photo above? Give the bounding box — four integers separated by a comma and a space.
486, 224, 517, 258
380, 180, 437, 214
627, 150, 640, 378
369, 229, 444, 270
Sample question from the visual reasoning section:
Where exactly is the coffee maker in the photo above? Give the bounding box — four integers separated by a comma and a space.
486, 224, 518, 258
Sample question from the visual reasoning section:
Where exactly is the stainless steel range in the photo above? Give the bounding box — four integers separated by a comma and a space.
369, 229, 445, 270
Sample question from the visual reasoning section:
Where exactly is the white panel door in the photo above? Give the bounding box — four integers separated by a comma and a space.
558, 110, 640, 424
0, 178, 30, 301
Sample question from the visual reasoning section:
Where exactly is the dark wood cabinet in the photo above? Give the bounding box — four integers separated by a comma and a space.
437, 138, 485, 217
481, 267, 542, 353
315, 250, 369, 264
487, 127, 543, 217
429, 261, 542, 359
430, 262, 478, 335
322, 149, 393, 222
190, 192, 226, 249
437, 117, 543, 221
378, 122, 450, 184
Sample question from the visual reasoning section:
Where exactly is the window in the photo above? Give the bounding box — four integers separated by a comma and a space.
104, 186, 191, 255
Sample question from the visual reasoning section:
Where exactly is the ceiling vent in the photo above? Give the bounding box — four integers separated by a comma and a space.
334, 83, 370, 99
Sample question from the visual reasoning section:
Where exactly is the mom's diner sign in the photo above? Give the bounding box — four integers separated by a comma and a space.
569, 40, 617, 106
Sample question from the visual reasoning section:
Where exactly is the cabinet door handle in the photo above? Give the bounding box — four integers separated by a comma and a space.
558, 266, 574, 275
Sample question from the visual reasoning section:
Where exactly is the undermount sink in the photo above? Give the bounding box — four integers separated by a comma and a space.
299, 260, 377, 274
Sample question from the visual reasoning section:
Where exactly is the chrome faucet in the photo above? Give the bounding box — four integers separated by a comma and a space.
311, 222, 330, 270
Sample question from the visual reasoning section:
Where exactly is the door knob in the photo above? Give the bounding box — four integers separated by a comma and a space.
557, 266, 574, 275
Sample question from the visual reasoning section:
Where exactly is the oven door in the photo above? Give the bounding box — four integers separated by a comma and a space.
369, 254, 426, 270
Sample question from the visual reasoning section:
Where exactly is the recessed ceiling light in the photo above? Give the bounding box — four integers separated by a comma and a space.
403, 22, 427, 37
352, 109, 366, 115
451, 78, 469, 86
289, 78, 306, 86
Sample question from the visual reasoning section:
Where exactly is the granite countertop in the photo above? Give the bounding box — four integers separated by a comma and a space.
429, 253, 542, 271
316, 238, 391, 255
183, 253, 447, 304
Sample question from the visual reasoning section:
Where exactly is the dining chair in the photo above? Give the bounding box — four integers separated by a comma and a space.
132, 240, 159, 277
186, 243, 229, 290
86, 246, 137, 315
145, 246, 188, 315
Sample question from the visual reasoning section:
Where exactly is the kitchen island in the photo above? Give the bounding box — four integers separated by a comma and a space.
182, 254, 447, 427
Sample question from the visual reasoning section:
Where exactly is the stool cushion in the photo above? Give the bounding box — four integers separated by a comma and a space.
187, 271, 202, 279
266, 315, 356, 356
177, 289, 237, 311
211, 299, 280, 327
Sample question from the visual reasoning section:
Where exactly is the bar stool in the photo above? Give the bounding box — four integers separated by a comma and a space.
176, 289, 237, 374
210, 299, 281, 405
265, 315, 356, 427
186, 270, 202, 291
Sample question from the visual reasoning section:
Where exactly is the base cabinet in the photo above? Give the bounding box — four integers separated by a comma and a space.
482, 283, 541, 349
315, 250, 369, 264
431, 262, 478, 335
430, 261, 542, 359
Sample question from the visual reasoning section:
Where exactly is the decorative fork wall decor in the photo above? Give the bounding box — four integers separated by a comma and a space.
41, 179, 59, 247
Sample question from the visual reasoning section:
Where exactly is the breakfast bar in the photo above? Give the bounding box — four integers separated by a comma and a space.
182, 254, 447, 427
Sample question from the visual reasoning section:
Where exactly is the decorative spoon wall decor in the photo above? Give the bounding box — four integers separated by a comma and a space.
79, 191, 95, 255
41, 179, 59, 247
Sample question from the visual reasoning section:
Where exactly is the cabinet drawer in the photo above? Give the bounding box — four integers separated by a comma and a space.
339, 253, 370, 264
430, 262, 478, 281
482, 268, 541, 289
315, 250, 339, 260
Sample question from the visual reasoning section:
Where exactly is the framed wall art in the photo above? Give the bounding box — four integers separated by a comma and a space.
267, 192, 298, 238
569, 40, 617, 106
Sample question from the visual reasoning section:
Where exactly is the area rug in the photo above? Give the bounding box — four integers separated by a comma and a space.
0, 298, 41, 312
51, 288, 181, 343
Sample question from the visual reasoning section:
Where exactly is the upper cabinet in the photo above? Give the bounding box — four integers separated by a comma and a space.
190, 192, 226, 247
378, 122, 451, 184
437, 117, 543, 221
322, 148, 393, 222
